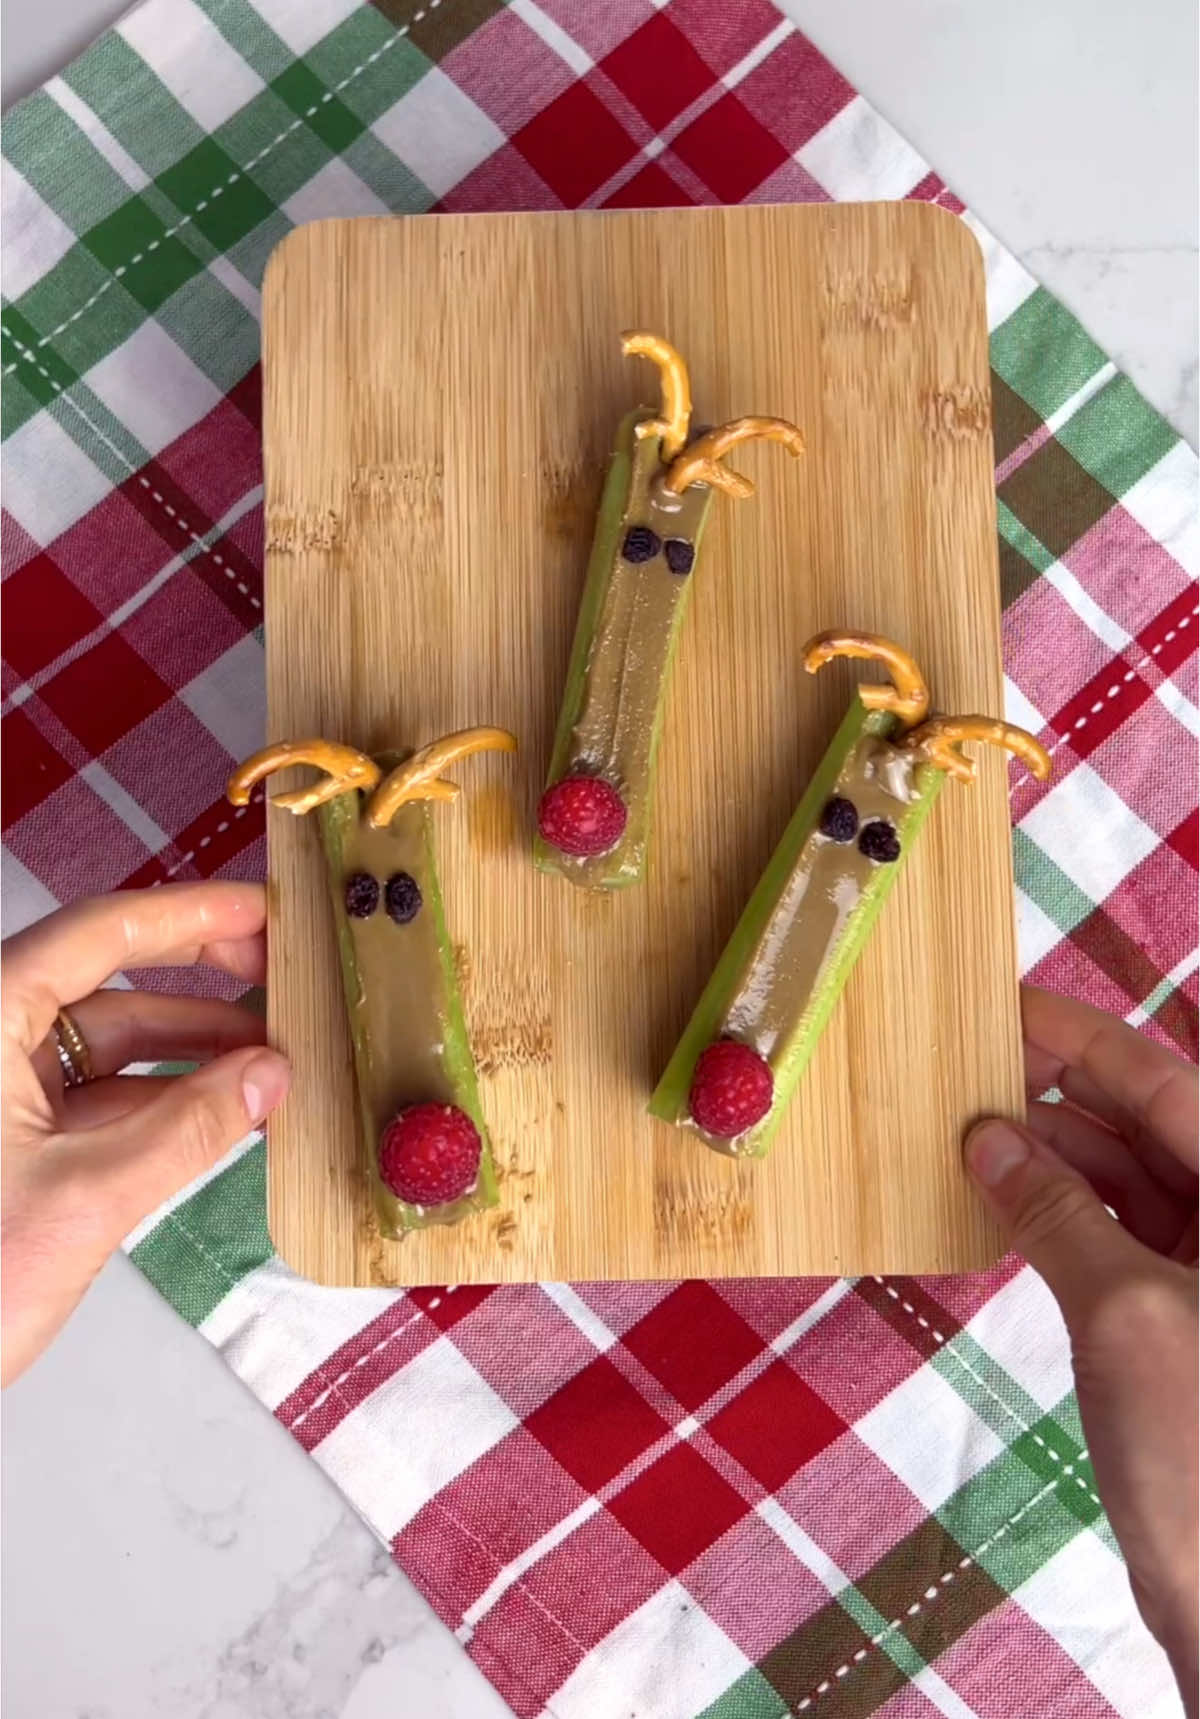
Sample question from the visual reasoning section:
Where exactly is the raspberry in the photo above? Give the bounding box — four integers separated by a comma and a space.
538, 775, 628, 857
663, 537, 695, 576
385, 870, 422, 923
688, 1040, 774, 1139
378, 1103, 481, 1206
858, 819, 900, 864
622, 525, 662, 563
819, 796, 858, 843
344, 872, 380, 917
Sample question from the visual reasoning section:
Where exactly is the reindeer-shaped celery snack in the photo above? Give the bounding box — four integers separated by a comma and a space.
228, 728, 516, 1234
649, 635, 1051, 1156
536, 333, 805, 887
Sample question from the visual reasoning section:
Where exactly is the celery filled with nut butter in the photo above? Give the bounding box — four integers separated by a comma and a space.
227, 728, 516, 1236
535, 332, 805, 889
649, 634, 1052, 1158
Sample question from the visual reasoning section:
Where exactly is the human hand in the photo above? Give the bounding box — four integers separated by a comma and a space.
965, 987, 1198, 1716
2, 883, 289, 1387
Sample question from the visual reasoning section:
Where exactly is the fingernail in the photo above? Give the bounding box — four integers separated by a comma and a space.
242, 1052, 290, 1124
965, 1120, 1030, 1189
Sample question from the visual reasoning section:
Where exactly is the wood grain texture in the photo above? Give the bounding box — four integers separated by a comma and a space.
261, 204, 1016, 1286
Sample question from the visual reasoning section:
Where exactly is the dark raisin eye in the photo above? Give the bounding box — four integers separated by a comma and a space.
622, 525, 661, 563
819, 796, 858, 842
858, 820, 901, 864
345, 872, 380, 917
663, 538, 695, 576
385, 871, 422, 923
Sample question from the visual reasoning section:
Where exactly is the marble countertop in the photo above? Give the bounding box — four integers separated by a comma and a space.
2, 1, 1196, 1716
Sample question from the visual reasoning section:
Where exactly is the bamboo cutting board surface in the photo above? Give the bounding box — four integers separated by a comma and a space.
261, 204, 1016, 1286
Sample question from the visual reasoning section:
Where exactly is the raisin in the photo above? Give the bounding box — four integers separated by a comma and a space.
622, 525, 661, 563
344, 872, 380, 918
385, 871, 422, 923
819, 796, 858, 843
858, 820, 901, 864
664, 537, 695, 576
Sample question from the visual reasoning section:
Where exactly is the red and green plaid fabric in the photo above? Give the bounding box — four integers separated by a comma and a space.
3, 2, 1196, 1714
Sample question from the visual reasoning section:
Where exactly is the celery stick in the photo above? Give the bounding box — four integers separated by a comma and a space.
535, 411, 712, 889
320, 784, 497, 1235
649, 702, 944, 1157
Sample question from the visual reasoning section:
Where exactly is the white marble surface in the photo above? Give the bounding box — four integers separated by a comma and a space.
2, 3, 1197, 1718
2, 1255, 515, 1719
777, 0, 1198, 446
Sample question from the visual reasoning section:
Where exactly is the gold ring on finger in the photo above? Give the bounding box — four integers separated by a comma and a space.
52, 1007, 94, 1089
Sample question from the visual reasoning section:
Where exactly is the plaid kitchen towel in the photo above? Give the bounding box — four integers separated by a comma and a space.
2, 2, 1196, 1715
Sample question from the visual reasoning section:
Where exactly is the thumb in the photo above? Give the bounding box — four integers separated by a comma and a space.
965, 1117, 1146, 1325
86, 1045, 290, 1218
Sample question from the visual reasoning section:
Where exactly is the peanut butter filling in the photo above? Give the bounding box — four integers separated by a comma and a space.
327, 801, 469, 1235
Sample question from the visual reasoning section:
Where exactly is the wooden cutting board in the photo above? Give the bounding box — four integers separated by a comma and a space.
261, 204, 1016, 1286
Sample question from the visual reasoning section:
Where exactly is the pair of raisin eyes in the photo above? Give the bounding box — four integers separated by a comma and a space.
819, 796, 901, 864
623, 525, 695, 576
345, 870, 422, 923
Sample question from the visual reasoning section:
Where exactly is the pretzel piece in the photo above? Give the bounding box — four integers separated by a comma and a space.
366, 727, 517, 828
902, 716, 1052, 783
802, 631, 931, 728
663, 416, 805, 499
227, 740, 381, 815
621, 332, 692, 462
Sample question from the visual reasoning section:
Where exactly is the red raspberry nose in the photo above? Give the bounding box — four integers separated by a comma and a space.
538, 775, 628, 857
688, 1040, 774, 1139
379, 1102, 481, 1206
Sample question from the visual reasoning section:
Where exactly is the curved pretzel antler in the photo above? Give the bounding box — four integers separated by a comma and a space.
621, 332, 692, 463
366, 727, 517, 829
227, 739, 381, 815
663, 416, 805, 499
901, 717, 1052, 785
802, 631, 931, 728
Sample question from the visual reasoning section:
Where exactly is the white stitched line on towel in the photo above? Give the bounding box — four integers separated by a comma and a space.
872, 1279, 1101, 1507
1, 326, 263, 609
791, 1464, 1083, 1713
158, 801, 254, 882
1008, 606, 1199, 794
284, 1288, 458, 1431
0, 0, 453, 376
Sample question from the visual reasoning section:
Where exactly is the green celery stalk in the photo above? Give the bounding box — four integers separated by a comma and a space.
535, 411, 713, 889
319, 783, 497, 1236
648, 700, 944, 1156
